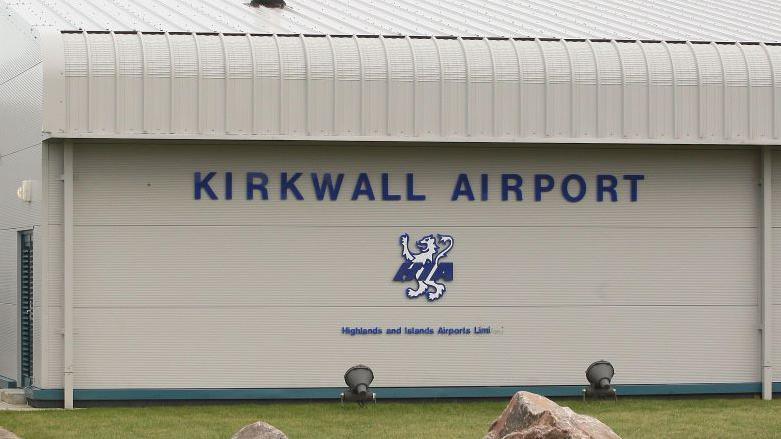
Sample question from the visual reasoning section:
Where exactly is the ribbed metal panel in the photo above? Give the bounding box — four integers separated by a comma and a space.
42, 144, 64, 388
770, 151, 781, 382
0, 8, 44, 387
6, 0, 781, 42
48, 32, 781, 144
71, 306, 759, 389
0, 233, 18, 381
73, 225, 759, 308
0, 232, 19, 308
51, 142, 761, 389
0, 66, 44, 156
775, 305, 781, 381
73, 144, 760, 228
32, 226, 43, 388
0, 3, 41, 84
0, 304, 16, 381
45, 305, 63, 388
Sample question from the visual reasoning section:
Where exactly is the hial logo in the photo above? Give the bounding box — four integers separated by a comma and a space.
393, 233, 454, 301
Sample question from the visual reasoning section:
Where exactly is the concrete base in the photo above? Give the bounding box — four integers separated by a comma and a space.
0, 389, 26, 405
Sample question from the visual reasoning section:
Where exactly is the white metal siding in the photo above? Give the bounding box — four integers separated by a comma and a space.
44, 144, 64, 388
73, 146, 760, 228
0, 10, 43, 384
769, 150, 781, 382
0, 145, 43, 383
31, 226, 44, 387
71, 307, 758, 388
775, 304, 781, 382
0, 143, 42, 236
49, 33, 781, 145
0, 4, 41, 86
0, 233, 18, 380
58, 142, 760, 389
6, 0, 781, 42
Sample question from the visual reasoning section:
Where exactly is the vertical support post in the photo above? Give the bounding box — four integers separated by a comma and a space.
63, 141, 74, 409
761, 145, 774, 401
40, 142, 50, 389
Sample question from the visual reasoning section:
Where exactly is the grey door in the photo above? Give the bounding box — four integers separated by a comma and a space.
19, 231, 33, 388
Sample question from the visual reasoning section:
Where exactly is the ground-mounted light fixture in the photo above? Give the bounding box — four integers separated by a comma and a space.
582, 360, 616, 401
340, 364, 376, 406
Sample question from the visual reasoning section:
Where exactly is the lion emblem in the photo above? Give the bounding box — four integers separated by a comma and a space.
394, 233, 454, 301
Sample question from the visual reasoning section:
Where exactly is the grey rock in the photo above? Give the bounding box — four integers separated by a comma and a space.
0, 427, 20, 439
231, 421, 288, 439
484, 391, 621, 439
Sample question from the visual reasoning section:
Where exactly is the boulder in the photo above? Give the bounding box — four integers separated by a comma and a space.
484, 392, 621, 439
231, 421, 288, 439
0, 427, 20, 439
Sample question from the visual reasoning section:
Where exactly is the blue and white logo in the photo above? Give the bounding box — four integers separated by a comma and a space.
393, 233, 454, 301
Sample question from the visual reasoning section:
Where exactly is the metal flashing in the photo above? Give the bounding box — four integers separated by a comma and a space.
24, 382, 781, 402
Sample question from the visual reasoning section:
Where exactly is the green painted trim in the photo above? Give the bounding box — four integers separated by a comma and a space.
25, 382, 779, 401
0, 375, 17, 389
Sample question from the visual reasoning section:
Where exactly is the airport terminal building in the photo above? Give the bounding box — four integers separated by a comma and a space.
1, 0, 780, 407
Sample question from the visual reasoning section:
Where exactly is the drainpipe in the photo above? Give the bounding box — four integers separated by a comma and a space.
761, 145, 773, 401
63, 141, 74, 409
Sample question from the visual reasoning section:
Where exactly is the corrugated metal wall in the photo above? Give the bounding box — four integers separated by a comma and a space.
43, 145, 64, 389
42, 141, 763, 389
50, 32, 781, 145
0, 8, 44, 385
770, 153, 781, 382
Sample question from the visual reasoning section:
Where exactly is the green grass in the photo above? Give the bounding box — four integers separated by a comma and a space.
1, 398, 780, 438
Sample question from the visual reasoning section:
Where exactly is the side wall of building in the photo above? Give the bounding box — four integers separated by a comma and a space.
41, 142, 62, 389
0, 8, 43, 386
43, 141, 774, 393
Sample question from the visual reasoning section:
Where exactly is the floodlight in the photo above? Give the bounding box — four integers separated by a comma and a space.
340, 364, 376, 405
583, 360, 617, 401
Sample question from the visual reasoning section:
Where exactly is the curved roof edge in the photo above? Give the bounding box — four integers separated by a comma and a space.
43, 31, 781, 145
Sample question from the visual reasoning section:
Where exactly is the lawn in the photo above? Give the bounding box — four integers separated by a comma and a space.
1, 397, 780, 438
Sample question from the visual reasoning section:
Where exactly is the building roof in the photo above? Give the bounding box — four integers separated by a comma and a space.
42, 32, 781, 145
5, 0, 781, 43
1, 0, 779, 146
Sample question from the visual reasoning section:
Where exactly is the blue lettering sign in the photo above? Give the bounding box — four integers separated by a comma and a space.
192, 172, 645, 203
561, 174, 586, 202
597, 174, 618, 202
311, 173, 344, 201
224, 171, 233, 200
623, 174, 645, 202
534, 174, 555, 201
393, 262, 454, 283
280, 172, 304, 200
451, 173, 475, 201
501, 173, 523, 201
246, 172, 269, 200
382, 173, 401, 201
406, 173, 426, 201
194, 172, 218, 200
351, 172, 375, 201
